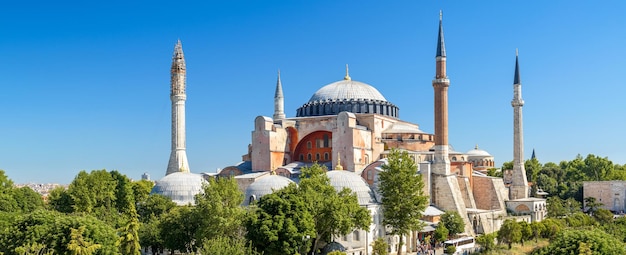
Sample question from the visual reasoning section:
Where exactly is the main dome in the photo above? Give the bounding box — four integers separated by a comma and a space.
297, 77, 399, 118
309, 80, 387, 102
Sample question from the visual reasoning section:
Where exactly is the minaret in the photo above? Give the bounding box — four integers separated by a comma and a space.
273, 70, 286, 121
432, 10, 451, 175
166, 40, 190, 175
429, 12, 472, 234
510, 49, 529, 199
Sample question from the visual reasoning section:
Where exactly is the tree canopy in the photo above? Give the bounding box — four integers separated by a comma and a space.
378, 149, 429, 255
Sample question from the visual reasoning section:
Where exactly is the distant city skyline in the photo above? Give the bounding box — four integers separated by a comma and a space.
1, 1, 625, 184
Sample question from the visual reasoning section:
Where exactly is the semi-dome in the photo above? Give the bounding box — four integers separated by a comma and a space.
466, 145, 492, 157
297, 73, 399, 118
244, 174, 295, 205
309, 80, 387, 102
326, 170, 377, 205
151, 172, 206, 206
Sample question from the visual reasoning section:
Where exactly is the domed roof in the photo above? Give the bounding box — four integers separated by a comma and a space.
308, 79, 387, 102
326, 170, 377, 205
151, 172, 206, 206
244, 174, 295, 205
466, 145, 492, 157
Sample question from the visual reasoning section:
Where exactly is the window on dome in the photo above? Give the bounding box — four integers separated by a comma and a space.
316, 139, 324, 148
307, 141, 312, 149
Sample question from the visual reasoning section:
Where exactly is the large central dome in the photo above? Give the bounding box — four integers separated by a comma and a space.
296, 71, 399, 118
308, 80, 387, 102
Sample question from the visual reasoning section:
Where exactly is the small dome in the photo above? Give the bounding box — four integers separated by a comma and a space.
244, 174, 295, 205
151, 172, 206, 206
326, 170, 377, 205
466, 145, 492, 157
309, 80, 387, 102
321, 242, 346, 255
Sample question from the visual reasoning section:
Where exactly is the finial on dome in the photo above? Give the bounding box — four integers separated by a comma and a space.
344, 64, 351, 81
475, 144, 479, 150
336, 152, 343, 170
270, 169, 276, 175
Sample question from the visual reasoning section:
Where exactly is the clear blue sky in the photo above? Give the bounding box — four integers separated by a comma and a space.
1, 1, 625, 184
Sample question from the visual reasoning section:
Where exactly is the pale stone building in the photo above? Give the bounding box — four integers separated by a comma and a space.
583, 181, 626, 213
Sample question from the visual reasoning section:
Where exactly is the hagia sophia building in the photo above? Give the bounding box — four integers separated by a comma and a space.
151, 13, 547, 255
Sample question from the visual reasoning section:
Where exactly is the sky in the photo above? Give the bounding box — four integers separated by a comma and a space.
1, 1, 625, 184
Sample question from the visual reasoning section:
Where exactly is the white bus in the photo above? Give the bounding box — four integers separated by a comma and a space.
443, 236, 475, 254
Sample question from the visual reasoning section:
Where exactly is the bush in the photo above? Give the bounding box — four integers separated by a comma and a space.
371, 237, 389, 255
476, 233, 495, 251
445, 245, 456, 254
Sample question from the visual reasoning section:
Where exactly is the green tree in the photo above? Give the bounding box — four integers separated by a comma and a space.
593, 208, 614, 225
531, 229, 626, 255
525, 158, 541, 184
116, 208, 140, 255
475, 233, 495, 251
47, 186, 72, 213
378, 149, 429, 255
298, 163, 371, 252
12, 187, 44, 213
518, 221, 532, 246
327, 251, 346, 255
540, 218, 563, 240
193, 177, 245, 243
67, 226, 102, 255
440, 211, 464, 238
198, 236, 260, 255
159, 206, 198, 253
136, 194, 176, 222
131, 180, 154, 204
0, 170, 17, 212
14, 243, 54, 255
497, 219, 521, 249
0, 210, 118, 255
433, 224, 448, 243
138, 218, 163, 255
583, 197, 603, 213
371, 237, 389, 255
245, 184, 315, 255
529, 221, 545, 243
501, 161, 513, 171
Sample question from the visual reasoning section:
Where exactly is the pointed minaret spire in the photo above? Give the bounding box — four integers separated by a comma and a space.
273, 69, 286, 121
531, 148, 536, 160
510, 49, 528, 199
344, 64, 351, 80
167, 40, 190, 175
514, 48, 521, 85
436, 10, 446, 58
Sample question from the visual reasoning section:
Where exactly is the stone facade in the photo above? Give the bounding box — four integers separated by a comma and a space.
583, 181, 626, 212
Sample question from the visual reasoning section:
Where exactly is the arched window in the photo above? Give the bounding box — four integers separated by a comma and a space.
324, 152, 329, 161
249, 195, 256, 205
300, 154, 304, 161
307, 154, 312, 161
367, 170, 373, 180
307, 141, 312, 149
316, 153, 320, 161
